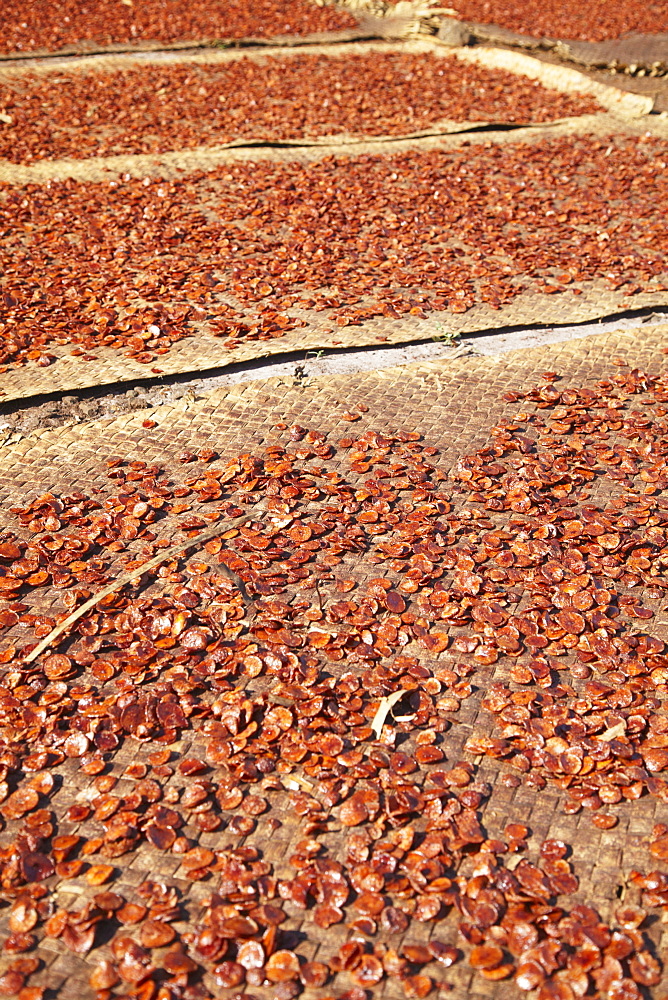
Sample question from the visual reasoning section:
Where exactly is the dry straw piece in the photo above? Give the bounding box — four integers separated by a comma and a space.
23, 505, 261, 663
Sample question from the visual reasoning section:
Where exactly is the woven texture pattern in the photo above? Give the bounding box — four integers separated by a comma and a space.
1, 326, 668, 997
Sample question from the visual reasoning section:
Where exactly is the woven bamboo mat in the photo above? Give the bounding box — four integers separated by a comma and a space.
0, 40, 652, 119
3, 325, 667, 494
8, 112, 668, 192
1, 325, 667, 998
2, 283, 667, 403
0, 38, 657, 192
3, 325, 668, 494
1, 39, 666, 403
0, 25, 383, 62
0, 113, 619, 186
446, 47, 653, 115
